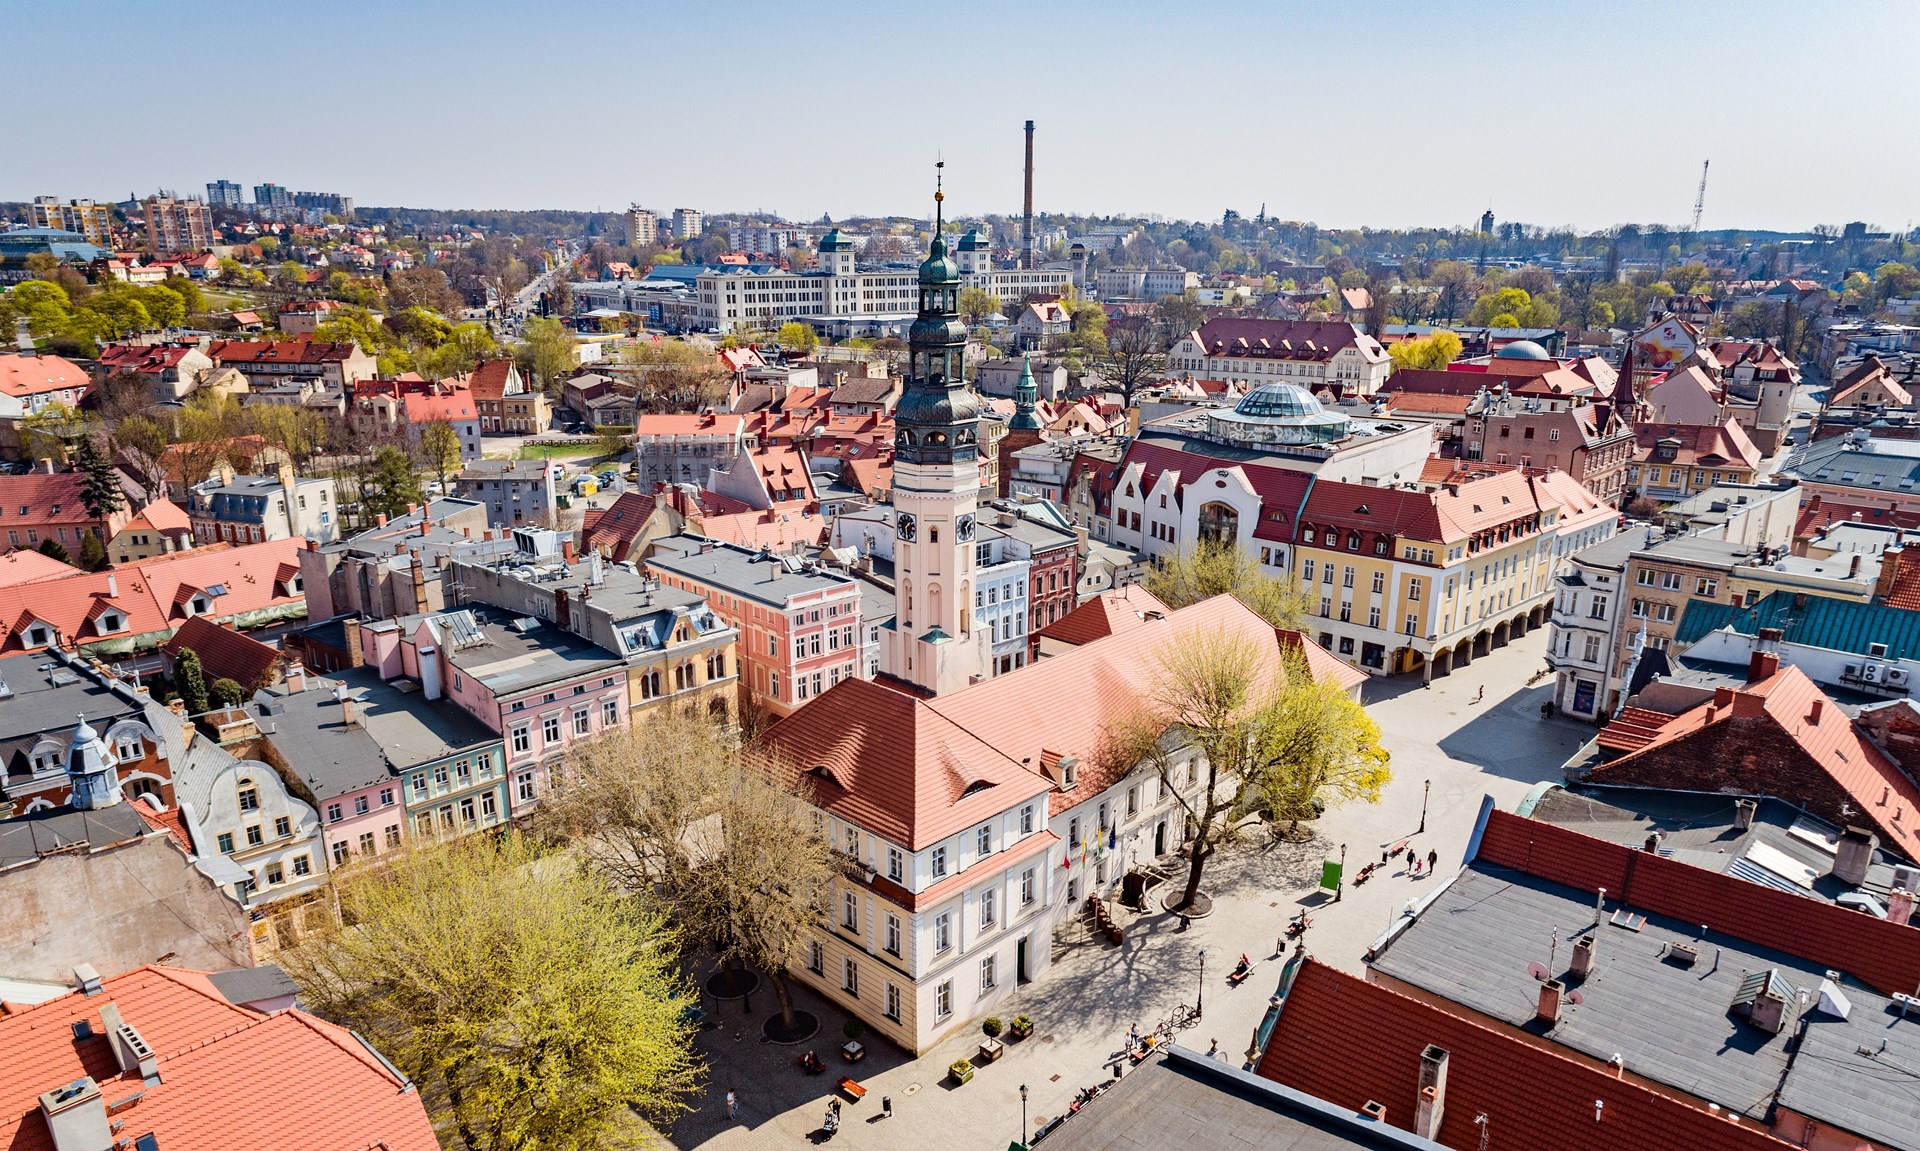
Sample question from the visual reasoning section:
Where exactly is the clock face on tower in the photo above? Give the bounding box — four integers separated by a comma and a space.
956, 514, 975, 542
896, 512, 917, 542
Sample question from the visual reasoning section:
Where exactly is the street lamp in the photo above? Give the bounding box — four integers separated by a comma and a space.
1334, 843, 1347, 903
1197, 949, 1207, 1020
1019, 1083, 1029, 1145
1419, 779, 1431, 834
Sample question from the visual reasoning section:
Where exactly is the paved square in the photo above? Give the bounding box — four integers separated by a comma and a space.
667, 630, 1589, 1150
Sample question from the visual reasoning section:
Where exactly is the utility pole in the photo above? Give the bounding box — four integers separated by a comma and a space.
1690, 160, 1710, 234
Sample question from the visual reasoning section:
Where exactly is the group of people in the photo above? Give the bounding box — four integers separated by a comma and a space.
1384, 845, 1440, 877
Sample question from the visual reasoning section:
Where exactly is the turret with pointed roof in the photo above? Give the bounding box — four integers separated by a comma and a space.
65, 714, 122, 810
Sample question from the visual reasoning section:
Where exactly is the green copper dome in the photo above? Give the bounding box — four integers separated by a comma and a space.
919, 234, 958, 285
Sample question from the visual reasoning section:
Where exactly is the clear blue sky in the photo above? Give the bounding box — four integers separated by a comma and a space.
13, 0, 1915, 232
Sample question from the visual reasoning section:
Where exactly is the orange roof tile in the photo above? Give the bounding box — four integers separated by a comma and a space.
0, 966, 436, 1151
1591, 665, 1920, 861
1036, 586, 1171, 647
163, 615, 283, 690
0, 548, 80, 588
0, 352, 90, 398
124, 497, 191, 537
1259, 958, 1798, 1151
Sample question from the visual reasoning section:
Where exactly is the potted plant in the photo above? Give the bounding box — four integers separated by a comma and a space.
843, 1018, 866, 1041
979, 1017, 1005, 1063
950, 1058, 975, 1085
1008, 1015, 1034, 1041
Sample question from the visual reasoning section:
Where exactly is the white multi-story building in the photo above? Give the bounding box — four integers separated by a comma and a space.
695, 227, 1072, 335
1167, 318, 1393, 395
187, 463, 339, 544
729, 224, 799, 255
671, 208, 703, 240
1096, 267, 1199, 300
1545, 531, 1634, 721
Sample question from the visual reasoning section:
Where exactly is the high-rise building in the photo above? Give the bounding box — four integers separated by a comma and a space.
885, 178, 992, 695
622, 206, 657, 247
671, 208, 703, 240
253, 182, 293, 211
143, 196, 214, 253
28, 197, 113, 245
293, 190, 355, 218
206, 180, 244, 208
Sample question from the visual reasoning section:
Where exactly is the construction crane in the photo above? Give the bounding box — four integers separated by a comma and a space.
1689, 160, 1710, 233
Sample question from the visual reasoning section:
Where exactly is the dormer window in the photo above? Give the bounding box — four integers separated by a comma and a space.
24, 624, 49, 648
97, 612, 124, 634
1060, 756, 1078, 790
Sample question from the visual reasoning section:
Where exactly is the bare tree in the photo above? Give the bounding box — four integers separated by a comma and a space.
541, 714, 843, 1031
1100, 318, 1169, 408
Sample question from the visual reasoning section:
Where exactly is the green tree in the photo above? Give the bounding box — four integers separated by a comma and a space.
368, 446, 424, 519
135, 285, 187, 329
776, 321, 819, 354
37, 537, 72, 565
176, 648, 209, 715
78, 532, 106, 571
1153, 290, 1207, 338
958, 287, 1002, 325
1387, 330, 1463, 372
1144, 539, 1311, 629
162, 275, 205, 316
209, 677, 246, 708
1102, 636, 1387, 910
75, 434, 126, 520
419, 422, 462, 491
281, 836, 704, 1151
519, 316, 575, 388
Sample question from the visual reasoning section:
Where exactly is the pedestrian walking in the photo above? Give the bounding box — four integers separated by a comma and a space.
1413, 858, 1423, 877
1406, 847, 1417, 869
1380, 846, 1390, 866
726, 1090, 738, 1121
1428, 848, 1439, 874
1475, 684, 1485, 703
1129, 1023, 1140, 1055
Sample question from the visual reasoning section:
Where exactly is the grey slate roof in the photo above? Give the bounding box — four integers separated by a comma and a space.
206, 963, 301, 1006
0, 801, 152, 868
439, 611, 626, 699
1039, 1046, 1443, 1151
252, 670, 499, 799
1371, 861, 1920, 1147
647, 534, 857, 608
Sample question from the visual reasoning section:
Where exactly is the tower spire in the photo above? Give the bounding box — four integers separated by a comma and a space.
933, 158, 944, 236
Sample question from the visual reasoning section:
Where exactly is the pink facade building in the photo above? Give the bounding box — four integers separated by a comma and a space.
356, 608, 629, 818
646, 535, 864, 719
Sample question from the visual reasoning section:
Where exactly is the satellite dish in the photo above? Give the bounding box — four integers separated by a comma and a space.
1567, 989, 1585, 1005
1527, 962, 1549, 982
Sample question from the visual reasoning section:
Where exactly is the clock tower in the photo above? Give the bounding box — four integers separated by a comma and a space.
888, 165, 991, 695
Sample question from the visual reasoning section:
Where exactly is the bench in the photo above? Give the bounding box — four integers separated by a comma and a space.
838, 1077, 867, 1101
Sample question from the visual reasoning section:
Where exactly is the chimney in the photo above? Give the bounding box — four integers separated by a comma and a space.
276, 460, 296, 491
1850, 553, 1863, 580
1360, 1100, 1388, 1124
1808, 698, 1824, 725
375, 512, 388, 527
1747, 649, 1779, 683
1734, 798, 1757, 830
344, 620, 365, 668
106, 573, 117, 598
410, 553, 428, 613
1832, 826, 1876, 885
1414, 1045, 1449, 1139
1536, 979, 1564, 1025
285, 661, 308, 694
562, 539, 577, 564
37, 1079, 110, 1151
1569, 934, 1597, 979
1022, 119, 1036, 270
1714, 685, 1737, 709
1878, 544, 1904, 600
97, 1003, 159, 1085
1888, 890, 1916, 927
72, 964, 103, 996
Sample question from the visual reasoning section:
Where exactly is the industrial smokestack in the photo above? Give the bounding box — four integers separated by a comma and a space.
1023, 119, 1035, 270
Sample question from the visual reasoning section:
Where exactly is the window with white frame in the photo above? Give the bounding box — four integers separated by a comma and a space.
843, 957, 858, 997
887, 846, 903, 881
976, 826, 991, 855
885, 982, 901, 1021
1019, 804, 1034, 834
885, 913, 900, 956
935, 912, 952, 952
932, 846, 947, 877
936, 979, 953, 1018
980, 955, 996, 992
842, 889, 858, 931
981, 888, 997, 927
808, 940, 823, 974
1021, 867, 1036, 906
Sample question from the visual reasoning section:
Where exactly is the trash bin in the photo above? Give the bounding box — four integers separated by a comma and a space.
881, 1097, 892, 1117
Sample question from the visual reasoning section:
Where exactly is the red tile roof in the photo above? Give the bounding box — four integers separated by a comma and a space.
97, 343, 200, 373
1587, 665, 1920, 862
1479, 806, 1920, 997
163, 615, 283, 690
693, 507, 829, 552
0, 548, 80, 588
402, 387, 477, 424
1593, 705, 1672, 752
1258, 958, 1797, 1151
581, 491, 660, 562
0, 472, 112, 531
0, 965, 437, 1151
208, 340, 358, 365
1119, 440, 1313, 544
762, 676, 1052, 850
1632, 421, 1763, 472
0, 353, 89, 398
1186, 318, 1387, 364
124, 497, 191, 538
465, 360, 516, 402
1036, 586, 1171, 647
0, 537, 306, 653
